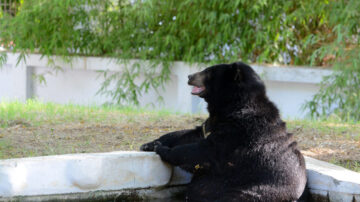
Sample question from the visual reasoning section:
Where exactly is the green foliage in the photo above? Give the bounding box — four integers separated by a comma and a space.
0, 51, 6, 67
0, 0, 21, 16
303, 0, 360, 121
0, 0, 359, 120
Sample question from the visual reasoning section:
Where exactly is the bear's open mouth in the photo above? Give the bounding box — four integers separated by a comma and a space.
191, 86, 205, 95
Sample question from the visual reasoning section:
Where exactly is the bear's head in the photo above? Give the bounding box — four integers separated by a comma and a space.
188, 62, 266, 107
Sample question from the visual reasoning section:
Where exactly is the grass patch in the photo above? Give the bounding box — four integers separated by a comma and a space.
287, 119, 360, 141
287, 119, 360, 173
0, 100, 202, 159
331, 159, 360, 173
0, 100, 359, 173
0, 99, 177, 127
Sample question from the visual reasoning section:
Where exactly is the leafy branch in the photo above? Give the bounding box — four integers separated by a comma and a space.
0, 0, 359, 120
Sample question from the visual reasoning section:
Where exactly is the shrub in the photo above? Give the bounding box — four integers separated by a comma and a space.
303, 0, 360, 121
0, 0, 359, 120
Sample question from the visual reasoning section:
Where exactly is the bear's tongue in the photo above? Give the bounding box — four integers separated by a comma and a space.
191, 86, 205, 94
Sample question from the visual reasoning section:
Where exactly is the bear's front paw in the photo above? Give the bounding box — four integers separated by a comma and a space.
140, 142, 155, 151
154, 141, 170, 156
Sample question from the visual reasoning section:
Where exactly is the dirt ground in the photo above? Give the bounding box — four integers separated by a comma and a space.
289, 121, 360, 171
0, 115, 204, 158
0, 115, 359, 172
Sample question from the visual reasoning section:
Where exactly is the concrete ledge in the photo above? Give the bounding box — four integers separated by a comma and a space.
7, 53, 331, 84
0, 152, 174, 198
1, 152, 360, 201
1, 187, 186, 202
251, 64, 332, 84
304, 156, 360, 201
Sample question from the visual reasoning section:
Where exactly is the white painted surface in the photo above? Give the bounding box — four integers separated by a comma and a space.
251, 64, 332, 84
305, 156, 360, 195
0, 151, 172, 197
264, 81, 320, 119
34, 66, 111, 105
1, 153, 359, 200
0, 53, 332, 118
0, 54, 27, 102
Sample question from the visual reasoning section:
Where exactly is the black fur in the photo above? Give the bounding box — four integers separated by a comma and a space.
140, 62, 306, 202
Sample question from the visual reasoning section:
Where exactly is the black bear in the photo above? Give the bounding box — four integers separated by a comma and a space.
140, 62, 306, 202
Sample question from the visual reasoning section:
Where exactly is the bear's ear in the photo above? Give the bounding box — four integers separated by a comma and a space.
233, 67, 242, 81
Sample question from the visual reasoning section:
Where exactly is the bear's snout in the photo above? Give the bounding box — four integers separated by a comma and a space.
188, 72, 205, 86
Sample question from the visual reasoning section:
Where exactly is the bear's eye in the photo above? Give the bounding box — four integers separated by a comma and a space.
203, 70, 211, 80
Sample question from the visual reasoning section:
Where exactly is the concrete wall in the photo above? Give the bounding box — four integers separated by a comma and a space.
0, 53, 332, 118
0, 54, 27, 101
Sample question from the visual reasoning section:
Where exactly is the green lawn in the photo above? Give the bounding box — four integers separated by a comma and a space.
0, 100, 359, 172
0, 99, 177, 127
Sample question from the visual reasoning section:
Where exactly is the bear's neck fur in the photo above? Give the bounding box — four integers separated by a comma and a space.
206, 89, 280, 123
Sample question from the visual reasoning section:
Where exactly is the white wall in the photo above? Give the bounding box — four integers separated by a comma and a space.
34, 67, 110, 105
191, 81, 321, 119
265, 81, 320, 119
0, 53, 332, 118
0, 54, 27, 101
